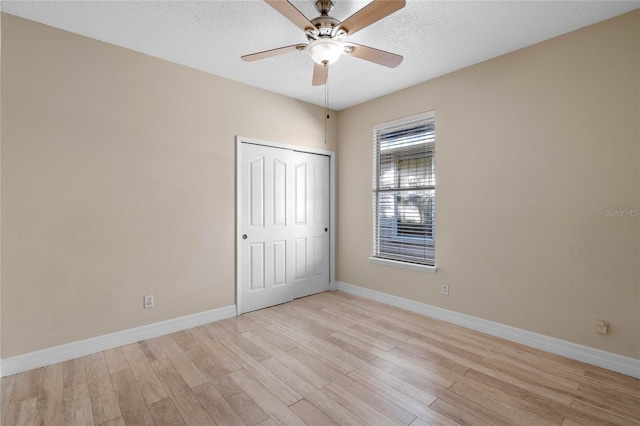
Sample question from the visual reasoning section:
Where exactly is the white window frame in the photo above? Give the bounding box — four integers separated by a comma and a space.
370, 111, 436, 273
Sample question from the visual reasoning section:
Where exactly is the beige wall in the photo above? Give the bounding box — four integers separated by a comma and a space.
337, 11, 640, 359
0, 14, 337, 358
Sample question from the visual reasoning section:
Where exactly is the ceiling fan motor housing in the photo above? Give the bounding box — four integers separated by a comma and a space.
309, 0, 345, 38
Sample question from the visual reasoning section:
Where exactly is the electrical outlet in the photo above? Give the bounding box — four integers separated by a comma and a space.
596, 319, 608, 334
441, 284, 449, 296
144, 295, 154, 309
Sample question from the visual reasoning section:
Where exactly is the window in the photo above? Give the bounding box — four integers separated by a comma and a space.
372, 112, 435, 269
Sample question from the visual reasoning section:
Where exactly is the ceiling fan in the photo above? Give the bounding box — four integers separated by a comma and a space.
241, 0, 406, 86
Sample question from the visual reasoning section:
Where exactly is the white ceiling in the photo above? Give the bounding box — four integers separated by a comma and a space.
2, 0, 639, 110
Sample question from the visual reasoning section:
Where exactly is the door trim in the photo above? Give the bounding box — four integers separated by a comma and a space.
236, 136, 336, 315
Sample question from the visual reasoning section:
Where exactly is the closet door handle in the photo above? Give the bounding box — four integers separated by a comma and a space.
242, 234, 248, 240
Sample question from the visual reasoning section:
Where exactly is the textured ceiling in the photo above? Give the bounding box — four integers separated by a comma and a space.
2, 0, 639, 110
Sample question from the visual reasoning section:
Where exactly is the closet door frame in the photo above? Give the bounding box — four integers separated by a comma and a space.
235, 136, 336, 315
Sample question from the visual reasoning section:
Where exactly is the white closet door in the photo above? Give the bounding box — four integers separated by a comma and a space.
238, 143, 330, 313
291, 150, 330, 299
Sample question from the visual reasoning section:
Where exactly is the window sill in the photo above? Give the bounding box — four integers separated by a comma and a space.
368, 257, 437, 273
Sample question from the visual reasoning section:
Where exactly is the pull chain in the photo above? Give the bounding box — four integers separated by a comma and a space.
324, 66, 329, 144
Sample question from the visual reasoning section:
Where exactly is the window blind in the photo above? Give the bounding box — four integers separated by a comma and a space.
372, 113, 435, 267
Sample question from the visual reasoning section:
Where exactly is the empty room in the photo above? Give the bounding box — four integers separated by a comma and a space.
1, 0, 639, 425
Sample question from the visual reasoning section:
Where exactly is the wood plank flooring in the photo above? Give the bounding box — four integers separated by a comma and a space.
2, 291, 639, 425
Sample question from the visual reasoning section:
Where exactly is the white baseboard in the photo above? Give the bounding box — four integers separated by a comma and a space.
1, 305, 237, 377
336, 281, 640, 379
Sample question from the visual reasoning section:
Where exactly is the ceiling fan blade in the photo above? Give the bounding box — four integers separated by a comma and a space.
344, 42, 403, 68
265, 0, 317, 32
312, 62, 328, 86
338, 0, 406, 36
241, 44, 306, 62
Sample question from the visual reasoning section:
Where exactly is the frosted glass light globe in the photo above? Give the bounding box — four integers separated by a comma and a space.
307, 38, 343, 65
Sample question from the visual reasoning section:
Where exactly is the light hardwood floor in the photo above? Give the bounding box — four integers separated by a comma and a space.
2, 291, 639, 425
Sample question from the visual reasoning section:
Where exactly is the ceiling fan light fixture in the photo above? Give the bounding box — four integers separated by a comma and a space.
243, 0, 407, 85
307, 38, 343, 65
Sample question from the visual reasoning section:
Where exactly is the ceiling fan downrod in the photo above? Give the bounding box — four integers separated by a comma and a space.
315, 0, 333, 15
